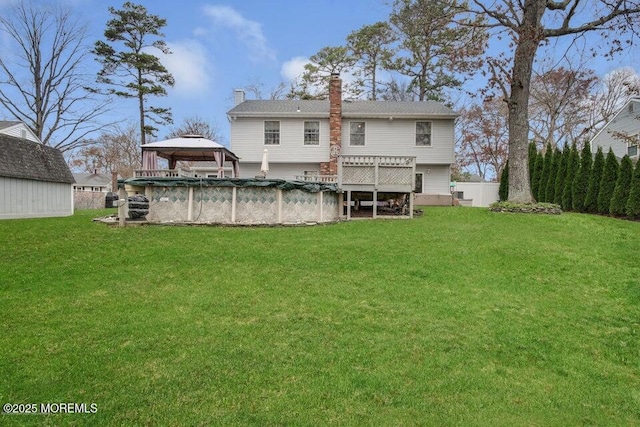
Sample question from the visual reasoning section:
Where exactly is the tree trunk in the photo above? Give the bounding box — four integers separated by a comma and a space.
507, 0, 546, 203
138, 68, 146, 147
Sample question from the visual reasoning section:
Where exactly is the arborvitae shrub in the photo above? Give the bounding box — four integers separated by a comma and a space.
554, 144, 570, 205
572, 142, 592, 212
561, 143, 579, 211
499, 160, 509, 202
528, 142, 538, 186
610, 155, 634, 216
626, 160, 640, 218
545, 147, 560, 203
538, 143, 553, 202
597, 149, 619, 214
531, 151, 543, 202
584, 147, 604, 213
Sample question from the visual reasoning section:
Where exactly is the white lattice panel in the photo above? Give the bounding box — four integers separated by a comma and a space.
343, 166, 375, 184
379, 167, 413, 185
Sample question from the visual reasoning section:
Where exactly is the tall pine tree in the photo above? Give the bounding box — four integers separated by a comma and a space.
572, 142, 592, 212
584, 147, 604, 213
626, 160, 640, 218
597, 149, 619, 214
554, 144, 570, 205
610, 155, 634, 216
561, 143, 579, 211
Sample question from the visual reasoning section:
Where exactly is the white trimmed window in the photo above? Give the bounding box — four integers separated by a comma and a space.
350, 122, 365, 146
304, 121, 320, 145
264, 121, 280, 145
416, 121, 432, 146
628, 138, 639, 157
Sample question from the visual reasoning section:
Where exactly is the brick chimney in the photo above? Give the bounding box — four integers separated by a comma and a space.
321, 72, 342, 176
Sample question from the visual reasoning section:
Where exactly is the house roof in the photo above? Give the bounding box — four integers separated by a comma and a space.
73, 172, 112, 187
0, 133, 75, 184
227, 100, 458, 119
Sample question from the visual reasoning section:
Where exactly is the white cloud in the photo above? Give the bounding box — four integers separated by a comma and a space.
280, 56, 310, 82
159, 40, 212, 96
203, 5, 275, 62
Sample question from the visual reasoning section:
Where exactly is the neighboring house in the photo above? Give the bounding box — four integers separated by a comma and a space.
227, 73, 457, 202
0, 120, 40, 143
73, 172, 113, 192
0, 133, 75, 219
590, 98, 640, 159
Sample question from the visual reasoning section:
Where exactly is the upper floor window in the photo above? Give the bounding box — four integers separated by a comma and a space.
416, 121, 432, 146
629, 136, 639, 157
350, 122, 365, 146
304, 121, 320, 145
264, 121, 280, 145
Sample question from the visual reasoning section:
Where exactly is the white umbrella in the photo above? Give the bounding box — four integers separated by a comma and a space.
260, 148, 269, 177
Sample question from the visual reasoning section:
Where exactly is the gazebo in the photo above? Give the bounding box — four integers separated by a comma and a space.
139, 135, 240, 178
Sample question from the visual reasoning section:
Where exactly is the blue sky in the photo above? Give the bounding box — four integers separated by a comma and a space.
0, 0, 638, 146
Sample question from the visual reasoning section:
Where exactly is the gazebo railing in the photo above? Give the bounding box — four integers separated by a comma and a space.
134, 168, 194, 178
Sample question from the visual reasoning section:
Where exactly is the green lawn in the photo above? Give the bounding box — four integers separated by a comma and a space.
1, 208, 639, 426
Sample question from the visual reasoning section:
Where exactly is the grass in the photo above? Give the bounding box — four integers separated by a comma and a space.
1, 207, 639, 426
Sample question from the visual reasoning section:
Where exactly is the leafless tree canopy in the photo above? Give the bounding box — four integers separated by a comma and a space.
0, 1, 112, 152
166, 116, 223, 142
69, 123, 142, 178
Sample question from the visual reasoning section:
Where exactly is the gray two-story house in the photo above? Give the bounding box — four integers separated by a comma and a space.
590, 98, 640, 159
227, 73, 457, 204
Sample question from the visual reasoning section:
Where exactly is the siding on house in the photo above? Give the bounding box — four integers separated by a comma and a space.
416, 164, 451, 194
590, 99, 640, 159
238, 162, 322, 180
0, 121, 40, 143
232, 118, 454, 165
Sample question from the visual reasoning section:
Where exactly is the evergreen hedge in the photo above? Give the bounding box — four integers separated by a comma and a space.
544, 147, 560, 203
531, 151, 544, 202
572, 142, 592, 212
584, 147, 604, 213
499, 160, 509, 202
561, 143, 579, 211
538, 143, 553, 202
554, 145, 570, 205
528, 142, 538, 186
626, 160, 640, 218
597, 149, 619, 214
610, 155, 634, 216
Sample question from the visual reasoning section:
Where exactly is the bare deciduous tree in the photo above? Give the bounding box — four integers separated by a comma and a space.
166, 116, 223, 142
69, 123, 141, 178
469, 0, 640, 203
0, 1, 112, 152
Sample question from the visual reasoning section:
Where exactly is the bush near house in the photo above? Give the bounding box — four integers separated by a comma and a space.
584, 147, 605, 213
597, 149, 619, 214
531, 151, 544, 202
499, 160, 509, 201
544, 147, 560, 203
553, 144, 570, 205
561, 143, 579, 211
537, 143, 553, 202
572, 142, 592, 212
626, 160, 640, 218
610, 155, 634, 216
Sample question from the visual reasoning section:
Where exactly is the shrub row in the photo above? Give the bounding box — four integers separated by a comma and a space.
500, 142, 640, 219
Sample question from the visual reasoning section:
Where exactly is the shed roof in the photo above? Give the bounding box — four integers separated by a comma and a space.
227, 100, 458, 119
0, 134, 75, 184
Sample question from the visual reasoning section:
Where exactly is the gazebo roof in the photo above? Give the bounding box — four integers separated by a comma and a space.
141, 135, 240, 162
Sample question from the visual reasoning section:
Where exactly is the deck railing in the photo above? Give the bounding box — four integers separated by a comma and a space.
294, 175, 338, 183
338, 155, 416, 191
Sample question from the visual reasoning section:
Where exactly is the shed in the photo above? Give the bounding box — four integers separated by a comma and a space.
0, 134, 75, 219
